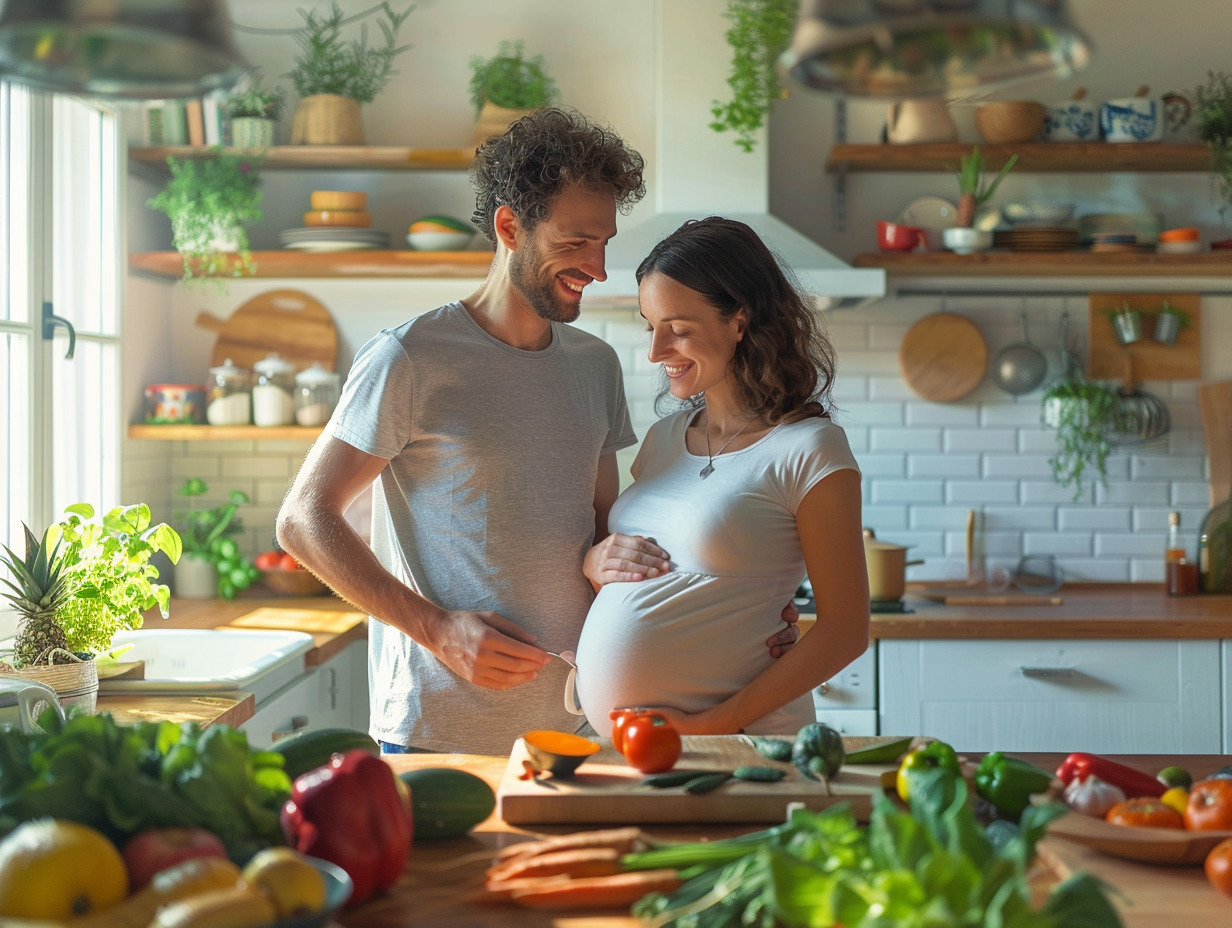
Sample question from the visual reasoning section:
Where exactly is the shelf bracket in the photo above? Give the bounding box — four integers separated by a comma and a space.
832, 98, 848, 235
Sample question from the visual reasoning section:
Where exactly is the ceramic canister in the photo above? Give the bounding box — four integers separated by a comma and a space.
1044, 99, 1099, 141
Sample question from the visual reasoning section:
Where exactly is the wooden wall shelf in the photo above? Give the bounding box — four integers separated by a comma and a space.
827, 142, 1212, 174
852, 250, 1232, 277
128, 424, 323, 441
129, 145, 474, 172
130, 250, 494, 280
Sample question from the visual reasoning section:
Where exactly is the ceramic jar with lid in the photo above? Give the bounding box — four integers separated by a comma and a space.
251, 353, 297, 427
294, 363, 340, 427
205, 358, 251, 426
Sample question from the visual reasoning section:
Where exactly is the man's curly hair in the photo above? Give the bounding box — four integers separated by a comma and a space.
469, 107, 646, 246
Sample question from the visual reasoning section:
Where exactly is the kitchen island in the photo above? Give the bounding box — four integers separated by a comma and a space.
344, 751, 1232, 928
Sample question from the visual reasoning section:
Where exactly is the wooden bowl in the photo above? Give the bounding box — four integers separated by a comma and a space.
975, 101, 1047, 144
261, 568, 330, 597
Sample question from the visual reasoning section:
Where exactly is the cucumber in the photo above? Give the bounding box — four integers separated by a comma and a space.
683, 772, 732, 794
398, 767, 496, 840
733, 765, 786, 782
843, 736, 915, 765
747, 736, 793, 762
269, 727, 379, 779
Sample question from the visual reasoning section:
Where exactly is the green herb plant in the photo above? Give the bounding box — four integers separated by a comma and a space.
710, 0, 797, 153
176, 478, 260, 601
226, 72, 285, 121
146, 151, 264, 282
1156, 299, 1192, 328
468, 40, 558, 115
624, 768, 1120, 928
1041, 377, 1121, 501
285, 1, 413, 104
1192, 70, 1232, 217
955, 145, 1018, 227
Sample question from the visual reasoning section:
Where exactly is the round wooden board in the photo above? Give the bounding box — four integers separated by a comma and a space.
898, 312, 988, 402
195, 289, 339, 372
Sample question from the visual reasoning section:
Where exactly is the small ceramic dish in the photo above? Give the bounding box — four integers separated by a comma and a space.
1156, 240, 1203, 255
406, 230, 475, 251
1001, 202, 1075, 227
522, 730, 601, 778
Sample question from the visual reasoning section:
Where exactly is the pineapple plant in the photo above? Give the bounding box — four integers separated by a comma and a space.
1, 524, 73, 666
955, 146, 1018, 227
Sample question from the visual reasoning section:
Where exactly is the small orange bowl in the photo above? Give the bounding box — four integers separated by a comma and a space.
522, 730, 600, 778
1159, 227, 1200, 242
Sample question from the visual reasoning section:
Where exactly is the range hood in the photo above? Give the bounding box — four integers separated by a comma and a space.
586, 0, 884, 306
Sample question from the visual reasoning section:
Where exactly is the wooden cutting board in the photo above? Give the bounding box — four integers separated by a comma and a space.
898, 312, 988, 402
1198, 378, 1232, 506
227, 608, 366, 635
916, 587, 1063, 606
195, 289, 339, 372
497, 735, 898, 825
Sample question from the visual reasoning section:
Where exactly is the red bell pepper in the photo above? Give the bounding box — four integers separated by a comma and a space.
1055, 752, 1165, 799
280, 749, 413, 905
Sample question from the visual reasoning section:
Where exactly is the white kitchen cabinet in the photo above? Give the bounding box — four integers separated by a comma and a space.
879, 639, 1222, 754
1223, 641, 1232, 754
813, 643, 877, 735
242, 640, 370, 748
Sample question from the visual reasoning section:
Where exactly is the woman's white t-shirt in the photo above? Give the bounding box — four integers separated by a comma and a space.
574, 409, 860, 736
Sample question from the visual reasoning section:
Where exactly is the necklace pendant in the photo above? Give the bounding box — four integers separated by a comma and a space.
699, 462, 715, 479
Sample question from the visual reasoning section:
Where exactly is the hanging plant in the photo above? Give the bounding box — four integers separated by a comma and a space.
710, 0, 797, 153
1192, 70, 1232, 217
1041, 378, 1121, 500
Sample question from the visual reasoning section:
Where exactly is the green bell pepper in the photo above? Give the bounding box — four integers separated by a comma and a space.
974, 751, 1053, 819
895, 740, 961, 803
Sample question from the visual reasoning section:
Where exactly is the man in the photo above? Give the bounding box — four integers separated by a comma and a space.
277, 109, 795, 755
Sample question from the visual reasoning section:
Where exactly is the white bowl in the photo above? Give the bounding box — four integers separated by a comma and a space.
1001, 202, 1076, 227
406, 230, 474, 251
942, 227, 993, 254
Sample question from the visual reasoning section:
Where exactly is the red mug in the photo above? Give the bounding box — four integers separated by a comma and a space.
877, 220, 923, 252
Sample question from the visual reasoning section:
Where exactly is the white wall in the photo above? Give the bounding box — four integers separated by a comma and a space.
123, 0, 1232, 586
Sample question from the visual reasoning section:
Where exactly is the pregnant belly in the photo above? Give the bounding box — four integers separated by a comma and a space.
574, 572, 786, 737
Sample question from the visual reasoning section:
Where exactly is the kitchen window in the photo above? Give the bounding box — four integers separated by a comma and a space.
1, 80, 121, 627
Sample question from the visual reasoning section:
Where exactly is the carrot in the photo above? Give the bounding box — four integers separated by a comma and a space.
481, 875, 571, 904
506, 869, 683, 910
486, 846, 623, 883
492, 826, 650, 864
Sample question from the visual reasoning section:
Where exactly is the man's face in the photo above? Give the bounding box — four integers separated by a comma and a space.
508, 186, 617, 323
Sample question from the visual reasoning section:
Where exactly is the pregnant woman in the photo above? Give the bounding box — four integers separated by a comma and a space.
574, 217, 871, 737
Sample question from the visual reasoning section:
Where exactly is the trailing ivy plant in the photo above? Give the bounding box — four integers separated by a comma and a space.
710, 0, 797, 152
286, 2, 413, 104
1041, 378, 1121, 501
1192, 70, 1232, 217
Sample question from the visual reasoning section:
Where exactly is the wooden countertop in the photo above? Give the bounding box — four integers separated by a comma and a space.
97, 595, 367, 728
341, 752, 1232, 928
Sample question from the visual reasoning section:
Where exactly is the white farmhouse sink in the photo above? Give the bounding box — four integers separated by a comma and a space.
98, 628, 316, 704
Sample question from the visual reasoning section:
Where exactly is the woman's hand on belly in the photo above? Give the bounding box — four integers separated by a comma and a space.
584, 533, 673, 588
642, 703, 739, 736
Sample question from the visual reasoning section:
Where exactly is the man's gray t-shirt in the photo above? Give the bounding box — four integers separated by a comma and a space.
327, 302, 636, 755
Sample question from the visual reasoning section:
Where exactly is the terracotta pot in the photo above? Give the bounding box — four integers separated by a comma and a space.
290, 94, 365, 145
864, 529, 924, 602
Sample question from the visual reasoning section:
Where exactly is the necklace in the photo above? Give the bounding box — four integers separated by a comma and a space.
699, 411, 757, 479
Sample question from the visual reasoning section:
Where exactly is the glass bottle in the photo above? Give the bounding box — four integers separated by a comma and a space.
1165, 511, 1186, 564
1197, 495, 1232, 593
205, 358, 251, 426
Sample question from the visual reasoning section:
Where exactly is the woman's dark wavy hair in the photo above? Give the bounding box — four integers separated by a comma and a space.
469, 107, 646, 246
636, 217, 837, 424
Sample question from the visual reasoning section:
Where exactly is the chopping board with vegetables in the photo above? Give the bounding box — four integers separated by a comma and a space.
195, 289, 339, 372
497, 735, 905, 825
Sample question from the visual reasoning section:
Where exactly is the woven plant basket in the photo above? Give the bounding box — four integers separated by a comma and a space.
290, 94, 365, 145
8, 654, 99, 715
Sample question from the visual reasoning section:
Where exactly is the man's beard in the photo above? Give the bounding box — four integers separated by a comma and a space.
509, 239, 585, 324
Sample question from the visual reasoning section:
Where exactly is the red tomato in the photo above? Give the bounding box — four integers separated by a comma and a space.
621, 712, 681, 774
254, 551, 281, 571
277, 553, 301, 571
1206, 838, 1232, 898
1105, 797, 1185, 829
1186, 778, 1232, 831
609, 707, 645, 754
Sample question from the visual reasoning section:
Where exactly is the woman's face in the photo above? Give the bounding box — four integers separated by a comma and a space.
640, 271, 746, 401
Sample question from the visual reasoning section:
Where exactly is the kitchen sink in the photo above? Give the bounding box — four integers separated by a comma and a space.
97, 628, 316, 704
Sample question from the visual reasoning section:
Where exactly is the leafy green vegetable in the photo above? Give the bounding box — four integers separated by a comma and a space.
0, 711, 291, 862
627, 768, 1122, 928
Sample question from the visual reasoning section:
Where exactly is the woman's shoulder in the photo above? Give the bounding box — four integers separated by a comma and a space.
772, 415, 858, 464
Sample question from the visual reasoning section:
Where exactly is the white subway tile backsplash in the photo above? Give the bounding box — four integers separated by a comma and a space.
982, 455, 1055, 479
946, 429, 1017, 452
868, 377, 918, 400
872, 479, 944, 504
1173, 482, 1218, 506
905, 404, 980, 427
1096, 532, 1169, 556
858, 453, 907, 477
909, 454, 980, 478
1062, 560, 1133, 582
842, 403, 906, 426
861, 505, 909, 531
946, 480, 1019, 504
1130, 454, 1206, 480
983, 507, 1057, 531
1058, 507, 1133, 531
1022, 480, 1094, 504
220, 457, 294, 480
1023, 533, 1094, 556
870, 428, 942, 452
1097, 481, 1170, 505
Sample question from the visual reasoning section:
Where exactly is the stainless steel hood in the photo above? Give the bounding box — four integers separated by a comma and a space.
586, 0, 885, 305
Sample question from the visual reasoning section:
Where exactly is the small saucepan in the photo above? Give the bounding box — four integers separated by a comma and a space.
864, 529, 925, 602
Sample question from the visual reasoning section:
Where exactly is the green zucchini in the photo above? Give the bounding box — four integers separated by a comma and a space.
398, 767, 496, 840
733, 765, 786, 782
747, 736, 793, 762
269, 727, 379, 780
843, 736, 914, 765
643, 770, 709, 788
683, 772, 732, 794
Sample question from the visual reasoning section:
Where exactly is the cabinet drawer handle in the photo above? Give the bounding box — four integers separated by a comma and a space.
816, 682, 830, 696
1019, 667, 1075, 679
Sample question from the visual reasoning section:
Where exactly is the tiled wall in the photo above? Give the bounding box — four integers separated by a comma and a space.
129, 292, 1217, 588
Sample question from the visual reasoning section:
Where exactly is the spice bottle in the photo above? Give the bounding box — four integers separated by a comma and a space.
205, 358, 251, 426
294, 363, 341, 427
251, 353, 296, 427
1165, 511, 1186, 565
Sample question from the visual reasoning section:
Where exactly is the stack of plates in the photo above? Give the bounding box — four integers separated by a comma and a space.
279, 227, 390, 252
992, 228, 1080, 252
1088, 232, 1142, 253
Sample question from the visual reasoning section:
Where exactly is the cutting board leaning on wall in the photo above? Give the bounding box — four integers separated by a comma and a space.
195, 289, 339, 372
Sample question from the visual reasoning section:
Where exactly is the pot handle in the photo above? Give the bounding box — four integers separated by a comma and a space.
906, 559, 926, 567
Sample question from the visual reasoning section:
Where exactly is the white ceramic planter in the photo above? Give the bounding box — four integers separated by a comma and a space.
942, 227, 992, 254
174, 553, 218, 599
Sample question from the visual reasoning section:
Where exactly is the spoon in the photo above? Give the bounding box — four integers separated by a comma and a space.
545, 649, 577, 669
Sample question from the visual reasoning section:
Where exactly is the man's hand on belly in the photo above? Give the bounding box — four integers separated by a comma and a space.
432, 610, 552, 689
584, 533, 673, 588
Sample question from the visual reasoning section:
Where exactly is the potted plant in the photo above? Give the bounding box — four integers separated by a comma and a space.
1153, 299, 1192, 345
709, 0, 797, 153
227, 72, 285, 149
1192, 70, 1232, 217
146, 151, 264, 281
285, 2, 413, 146
468, 40, 559, 144
943, 145, 1017, 253
175, 478, 260, 601
1041, 377, 1122, 501
0, 503, 181, 712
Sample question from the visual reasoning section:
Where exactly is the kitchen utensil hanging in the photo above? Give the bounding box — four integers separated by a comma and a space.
991, 303, 1047, 395
898, 299, 988, 402
1108, 387, 1170, 446
1086, 293, 1201, 389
